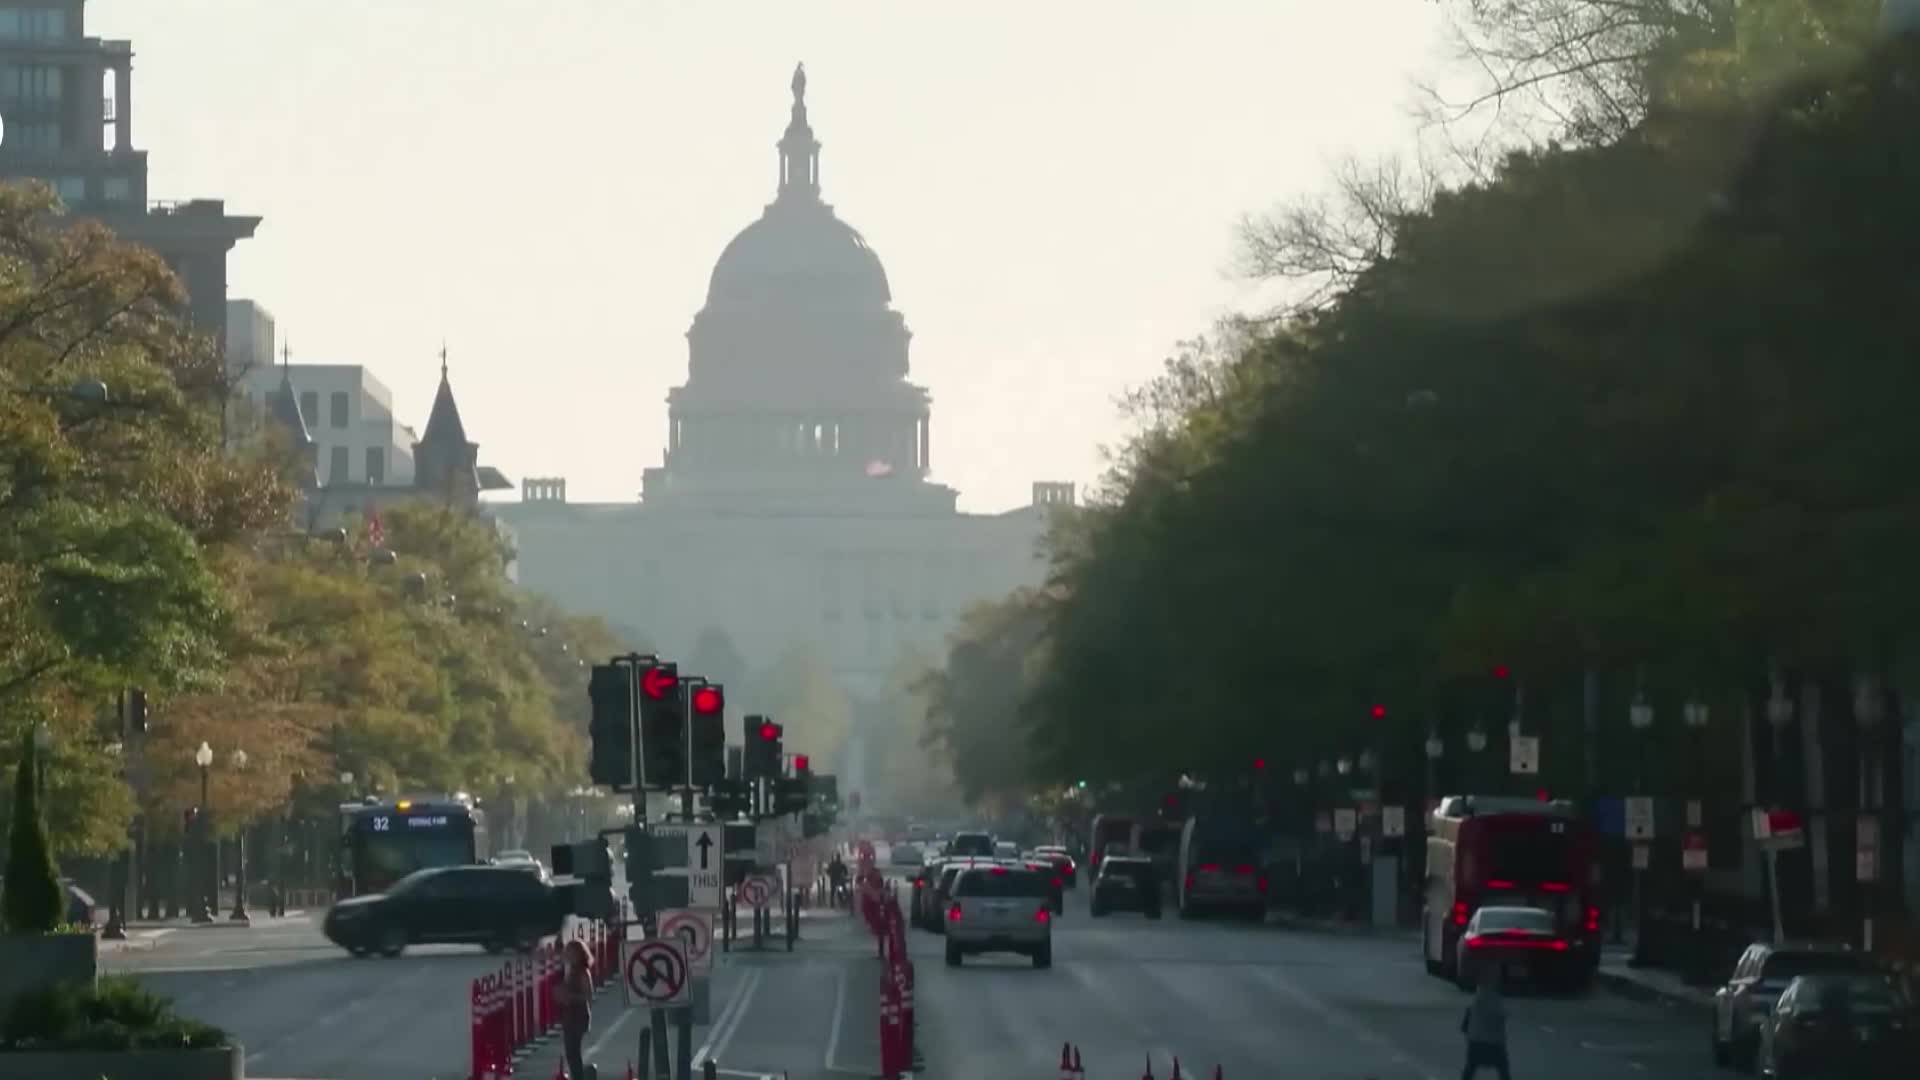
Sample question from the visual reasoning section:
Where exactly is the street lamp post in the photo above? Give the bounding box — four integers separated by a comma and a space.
1628, 693, 1655, 965
193, 741, 214, 923
32, 722, 51, 804
102, 740, 128, 940
229, 749, 250, 923
1682, 699, 1710, 979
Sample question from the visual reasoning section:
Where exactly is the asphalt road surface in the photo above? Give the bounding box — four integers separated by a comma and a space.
101, 903, 876, 1080
903, 889, 1718, 1080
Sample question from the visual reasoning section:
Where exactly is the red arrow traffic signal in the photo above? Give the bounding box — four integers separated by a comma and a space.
641, 666, 677, 700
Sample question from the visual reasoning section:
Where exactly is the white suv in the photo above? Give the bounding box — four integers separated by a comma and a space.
944, 865, 1053, 968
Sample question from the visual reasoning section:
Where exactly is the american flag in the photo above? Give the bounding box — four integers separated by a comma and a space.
366, 512, 386, 548
864, 459, 894, 477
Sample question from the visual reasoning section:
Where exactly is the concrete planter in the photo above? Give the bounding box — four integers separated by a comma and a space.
0, 1045, 241, 1080
0, 933, 97, 1019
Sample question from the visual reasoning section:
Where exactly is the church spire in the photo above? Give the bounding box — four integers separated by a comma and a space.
777, 63, 821, 201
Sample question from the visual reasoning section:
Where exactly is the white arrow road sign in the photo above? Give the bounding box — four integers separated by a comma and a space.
685, 824, 722, 908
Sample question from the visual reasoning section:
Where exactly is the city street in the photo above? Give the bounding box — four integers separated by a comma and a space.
905, 896, 1718, 1080
102, 905, 874, 1080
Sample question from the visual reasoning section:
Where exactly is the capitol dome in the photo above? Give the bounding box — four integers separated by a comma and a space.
705, 199, 892, 308
701, 62, 893, 311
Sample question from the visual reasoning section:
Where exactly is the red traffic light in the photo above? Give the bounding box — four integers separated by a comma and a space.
794, 754, 810, 772
758, 722, 781, 741
1253, 757, 1266, 770
1163, 794, 1179, 808
691, 686, 723, 715
1370, 704, 1387, 720
1492, 664, 1511, 680
640, 666, 677, 700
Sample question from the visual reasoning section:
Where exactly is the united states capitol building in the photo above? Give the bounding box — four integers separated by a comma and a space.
493, 67, 1070, 701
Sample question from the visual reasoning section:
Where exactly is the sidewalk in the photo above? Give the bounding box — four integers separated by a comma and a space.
123, 909, 311, 930
1593, 950, 1714, 1014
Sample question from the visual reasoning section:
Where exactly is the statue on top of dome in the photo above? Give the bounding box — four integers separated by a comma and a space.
792, 63, 807, 105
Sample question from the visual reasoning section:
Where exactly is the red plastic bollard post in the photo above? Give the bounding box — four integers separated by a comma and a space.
1059, 1043, 1074, 1076
514, 957, 527, 1047
1212, 1067, 1223, 1079
1171, 1057, 1183, 1080
1072, 1046, 1084, 1076
536, 946, 550, 1033
1143, 1053, 1156, 1079
470, 980, 485, 1080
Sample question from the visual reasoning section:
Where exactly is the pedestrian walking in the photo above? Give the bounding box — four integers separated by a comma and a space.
1460, 966, 1511, 1080
555, 939, 598, 1080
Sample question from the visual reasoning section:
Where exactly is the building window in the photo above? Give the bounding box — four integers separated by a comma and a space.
8, 122, 58, 152
103, 176, 131, 202
0, 9, 68, 41
365, 447, 385, 486
0, 62, 64, 102
330, 391, 349, 429
328, 446, 350, 486
299, 392, 318, 425
54, 177, 84, 203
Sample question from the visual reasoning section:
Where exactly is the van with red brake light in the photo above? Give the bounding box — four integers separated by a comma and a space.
1175, 815, 1267, 920
944, 865, 1054, 969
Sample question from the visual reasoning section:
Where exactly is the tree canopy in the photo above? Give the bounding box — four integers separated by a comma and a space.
917, 15, 1920, 816
0, 183, 629, 854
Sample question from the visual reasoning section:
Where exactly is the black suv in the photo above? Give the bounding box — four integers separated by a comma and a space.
1090, 856, 1162, 918
322, 865, 565, 957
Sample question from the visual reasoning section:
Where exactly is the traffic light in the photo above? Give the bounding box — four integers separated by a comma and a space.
690, 682, 726, 788
1253, 757, 1266, 772
793, 754, 811, 776
774, 774, 808, 816
1370, 704, 1387, 720
1492, 664, 1511, 681
638, 661, 683, 789
587, 663, 633, 789
553, 837, 615, 919
709, 778, 751, 819
745, 715, 783, 780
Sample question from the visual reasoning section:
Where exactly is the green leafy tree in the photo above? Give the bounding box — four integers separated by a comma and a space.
2, 734, 63, 934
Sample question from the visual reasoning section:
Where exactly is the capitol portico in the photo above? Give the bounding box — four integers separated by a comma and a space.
493, 66, 1069, 704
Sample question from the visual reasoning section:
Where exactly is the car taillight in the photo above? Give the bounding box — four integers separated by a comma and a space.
1486, 879, 1514, 889
1453, 902, 1468, 927
1035, 907, 1051, 923
1584, 907, 1599, 932
1551, 940, 1568, 951
947, 903, 962, 922
1233, 865, 1255, 875
1185, 873, 1196, 891
1199, 863, 1221, 872
1053, 877, 1064, 888
913, 879, 923, 888
1255, 875, 1268, 894
1541, 882, 1570, 892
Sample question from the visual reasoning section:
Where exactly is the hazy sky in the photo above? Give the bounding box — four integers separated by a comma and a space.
95, 0, 1450, 511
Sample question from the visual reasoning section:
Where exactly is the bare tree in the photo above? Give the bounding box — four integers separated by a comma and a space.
1425, 1, 1740, 143
1234, 153, 1451, 317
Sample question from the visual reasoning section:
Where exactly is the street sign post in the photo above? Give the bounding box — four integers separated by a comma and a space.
658, 909, 713, 973
1682, 831, 1708, 872
623, 938, 690, 1008
1509, 735, 1540, 775
1380, 805, 1405, 838
685, 824, 721, 908
1624, 796, 1656, 840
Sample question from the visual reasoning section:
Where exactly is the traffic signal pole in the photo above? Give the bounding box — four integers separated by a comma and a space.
619, 657, 671, 1080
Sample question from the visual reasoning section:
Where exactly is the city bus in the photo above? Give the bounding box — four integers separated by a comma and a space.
336, 793, 490, 898
1422, 795, 1601, 987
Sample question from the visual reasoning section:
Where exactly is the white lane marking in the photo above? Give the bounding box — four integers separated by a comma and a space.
584, 1000, 635, 1060
695, 967, 762, 1068
690, 968, 753, 1065
1246, 967, 1445, 1080
823, 963, 847, 1070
